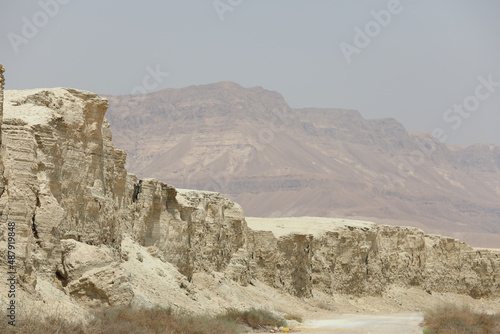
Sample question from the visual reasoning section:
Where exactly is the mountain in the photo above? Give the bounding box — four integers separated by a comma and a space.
104, 82, 500, 247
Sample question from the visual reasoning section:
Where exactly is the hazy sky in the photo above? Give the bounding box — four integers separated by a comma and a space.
1, 0, 499, 145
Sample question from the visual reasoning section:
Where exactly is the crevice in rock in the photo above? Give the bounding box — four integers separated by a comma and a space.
0, 179, 5, 198
32, 212, 42, 247
56, 269, 68, 287
132, 180, 142, 202
165, 186, 178, 215
31, 213, 40, 239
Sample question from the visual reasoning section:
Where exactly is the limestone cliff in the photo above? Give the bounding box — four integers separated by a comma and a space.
0, 75, 498, 315
0, 65, 5, 204
246, 218, 500, 299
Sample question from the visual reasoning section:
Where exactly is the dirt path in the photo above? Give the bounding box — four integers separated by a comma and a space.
253, 313, 423, 334
299, 313, 423, 333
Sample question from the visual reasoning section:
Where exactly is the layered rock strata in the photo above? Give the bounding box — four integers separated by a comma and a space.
246, 218, 500, 298
0, 65, 5, 204
0, 79, 497, 311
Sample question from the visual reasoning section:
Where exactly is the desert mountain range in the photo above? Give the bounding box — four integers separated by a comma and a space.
105, 82, 500, 247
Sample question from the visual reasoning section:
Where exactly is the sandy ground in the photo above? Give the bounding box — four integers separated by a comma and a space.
298, 313, 423, 333
252, 313, 422, 334
248, 284, 500, 333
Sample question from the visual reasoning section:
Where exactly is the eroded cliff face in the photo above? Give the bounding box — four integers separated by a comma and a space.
0, 87, 248, 305
244, 218, 500, 299
0, 82, 497, 314
0, 65, 5, 209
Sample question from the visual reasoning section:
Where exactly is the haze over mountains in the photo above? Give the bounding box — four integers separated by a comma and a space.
105, 82, 500, 247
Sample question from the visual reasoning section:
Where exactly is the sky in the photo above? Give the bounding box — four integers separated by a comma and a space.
1, 0, 499, 146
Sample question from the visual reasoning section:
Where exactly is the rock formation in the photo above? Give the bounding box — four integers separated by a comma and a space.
246, 217, 500, 299
0, 65, 5, 202
0, 67, 498, 318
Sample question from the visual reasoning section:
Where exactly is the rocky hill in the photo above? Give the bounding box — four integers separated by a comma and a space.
0, 68, 498, 322
104, 82, 500, 247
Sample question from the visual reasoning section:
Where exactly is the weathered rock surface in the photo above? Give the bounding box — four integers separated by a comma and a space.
0, 65, 4, 196
0, 87, 247, 300
246, 217, 500, 299
0, 73, 497, 318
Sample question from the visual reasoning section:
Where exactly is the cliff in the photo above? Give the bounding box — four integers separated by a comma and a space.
0, 65, 5, 206
0, 72, 498, 318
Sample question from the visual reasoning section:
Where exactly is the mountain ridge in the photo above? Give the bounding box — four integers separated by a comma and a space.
104, 82, 500, 247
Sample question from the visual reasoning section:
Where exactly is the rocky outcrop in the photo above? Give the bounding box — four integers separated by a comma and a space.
0, 78, 498, 314
0, 88, 125, 290
245, 218, 500, 299
0, 87, 247, 301
0, 65, 5, 208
